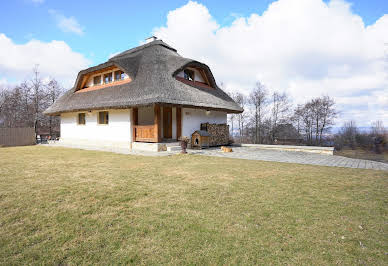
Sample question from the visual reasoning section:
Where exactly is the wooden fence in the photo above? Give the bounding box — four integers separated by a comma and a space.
0, 128, 36, 147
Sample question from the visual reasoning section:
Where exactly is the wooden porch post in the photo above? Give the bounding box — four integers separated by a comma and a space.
132, 107, 138, 142
154, 104, 161, 142
176, 107, 182, 140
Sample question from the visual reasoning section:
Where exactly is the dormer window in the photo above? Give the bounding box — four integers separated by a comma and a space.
104, 73, 113, 84
184, 69, 194, 81
93, 76, 101, 86
175, 67, 214, 89
76, 67, 132, 93
114, 70, 125, 81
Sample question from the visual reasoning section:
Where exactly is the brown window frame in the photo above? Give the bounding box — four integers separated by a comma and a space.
93, 75, 101, 86
98, 111, 109, 125
114, 70, 125, 81
103, 73, 113, 84
77, 113, 86, 125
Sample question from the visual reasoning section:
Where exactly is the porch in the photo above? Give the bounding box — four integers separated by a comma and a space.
132, 104, 182, 143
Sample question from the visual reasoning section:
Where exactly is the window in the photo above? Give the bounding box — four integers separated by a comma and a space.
114, 70, 125, 81
93, 75, 101, 86
104, 73, 113, 84
78, 113, 86, 125
98, 111, 109, 124
184, 69, 194, 81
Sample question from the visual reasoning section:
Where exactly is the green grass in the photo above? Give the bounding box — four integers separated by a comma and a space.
0, 146, 387, 265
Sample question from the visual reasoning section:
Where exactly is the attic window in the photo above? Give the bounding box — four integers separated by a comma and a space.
114, 70, 124, 81
184, 69, 194, 81
93, 76, 101, 86
104, 73, 113, 84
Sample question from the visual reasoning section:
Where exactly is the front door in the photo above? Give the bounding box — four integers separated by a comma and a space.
163, 107, 172, 139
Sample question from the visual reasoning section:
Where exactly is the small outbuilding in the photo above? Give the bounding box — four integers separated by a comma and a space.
191, 130, 210, 149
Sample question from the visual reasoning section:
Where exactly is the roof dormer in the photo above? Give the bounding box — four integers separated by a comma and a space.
75, 66, 132, 93
175, 66, 215, 89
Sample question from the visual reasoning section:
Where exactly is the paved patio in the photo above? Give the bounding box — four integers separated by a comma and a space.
47, 144, 388, 171
188, 146, 388, 171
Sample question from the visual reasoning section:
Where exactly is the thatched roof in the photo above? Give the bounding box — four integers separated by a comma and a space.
44, 40, 243, 115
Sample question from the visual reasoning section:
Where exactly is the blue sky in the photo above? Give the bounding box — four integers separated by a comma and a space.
0, 0, 387, 126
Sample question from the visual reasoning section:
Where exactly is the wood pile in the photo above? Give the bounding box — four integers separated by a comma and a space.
201, 123, 229, 146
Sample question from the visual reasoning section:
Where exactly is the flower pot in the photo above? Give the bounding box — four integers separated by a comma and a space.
180, 140, 188, 154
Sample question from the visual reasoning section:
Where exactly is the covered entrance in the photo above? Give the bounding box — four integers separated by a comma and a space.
132, 104, 181, 143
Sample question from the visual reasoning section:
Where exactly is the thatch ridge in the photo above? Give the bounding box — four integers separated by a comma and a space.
44, 40, 243, 115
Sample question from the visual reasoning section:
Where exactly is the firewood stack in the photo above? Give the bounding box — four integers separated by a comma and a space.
201, 123, 229, 146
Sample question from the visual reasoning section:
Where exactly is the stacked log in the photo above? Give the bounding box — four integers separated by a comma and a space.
202, 123, 229, 146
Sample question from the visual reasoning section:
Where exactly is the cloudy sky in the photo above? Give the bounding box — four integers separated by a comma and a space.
0, 0, 387, 126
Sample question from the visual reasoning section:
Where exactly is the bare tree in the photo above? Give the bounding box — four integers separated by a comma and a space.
225, 86, 237, 139
0, 66, 63, 138
235, 92, 247, 143
270, 92, 291, 142
371, 120, 386, 136
249, 81, 268, 143
30, 65, 47, 138
45, 79, 63, 136
339, 121, 358, 149
318, 96, 337, 144
292, 96, 336, 145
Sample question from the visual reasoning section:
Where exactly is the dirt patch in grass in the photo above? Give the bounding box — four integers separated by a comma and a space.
0, 146, 387, 265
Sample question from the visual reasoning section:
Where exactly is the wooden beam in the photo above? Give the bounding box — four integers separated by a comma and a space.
132, 108, 138, 142
176, 107, 182, 140
76, 78, 132, 93
199, 68, 211, 86
154, 104, 161, 142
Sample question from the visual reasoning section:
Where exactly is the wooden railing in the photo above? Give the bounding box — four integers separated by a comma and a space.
134, 125, 157, 142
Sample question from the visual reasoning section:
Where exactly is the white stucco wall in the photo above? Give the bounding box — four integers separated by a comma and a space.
58, 107, 226, 150
60, 109, 132, 144
181, 108, 227, 137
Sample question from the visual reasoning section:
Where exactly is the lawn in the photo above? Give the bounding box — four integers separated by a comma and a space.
0, 146, 387, 265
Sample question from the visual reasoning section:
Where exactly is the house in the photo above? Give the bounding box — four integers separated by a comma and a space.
44, 37, 243, 152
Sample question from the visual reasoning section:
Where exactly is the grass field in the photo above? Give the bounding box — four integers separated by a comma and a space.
0, 146, 387, 265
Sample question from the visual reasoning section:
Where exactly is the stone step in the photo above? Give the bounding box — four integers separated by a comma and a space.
167, 146, 181, 152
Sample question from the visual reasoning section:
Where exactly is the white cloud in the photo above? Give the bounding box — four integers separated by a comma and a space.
154, 0, 388, 126
0, 33, 90, 88
108, 52, 120, 59
49, 9, 84, 36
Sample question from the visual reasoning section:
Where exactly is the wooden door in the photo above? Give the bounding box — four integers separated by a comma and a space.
163, 107, 172, 139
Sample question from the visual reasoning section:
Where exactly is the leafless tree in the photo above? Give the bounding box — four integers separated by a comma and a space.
318, 96, 337, 144
249, 81, 268, 143
292, 96, 336, 145
371, 120, 386, 136
0, 66, 63, 138
270, 92, 291, 142
338, 121, 358, 149
45, 79, 63, 136
235, 92, 247, 143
